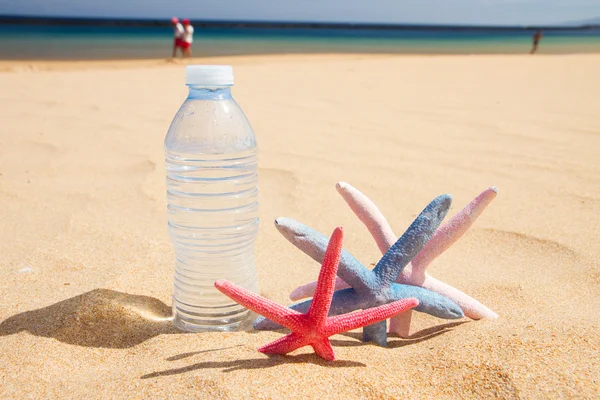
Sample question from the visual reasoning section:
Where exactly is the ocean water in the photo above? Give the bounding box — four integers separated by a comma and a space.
1, 23, 599, 60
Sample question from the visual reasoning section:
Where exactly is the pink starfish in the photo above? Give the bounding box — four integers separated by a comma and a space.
215, 227, 419, 361
290, 184, 499, 338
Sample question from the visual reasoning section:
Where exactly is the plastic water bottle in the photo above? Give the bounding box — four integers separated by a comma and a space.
165, 65, 259, 332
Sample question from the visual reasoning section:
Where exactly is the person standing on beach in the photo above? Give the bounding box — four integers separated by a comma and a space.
172, 17, 184, 58
181, 19, 194, 58
530, 30, 543, 54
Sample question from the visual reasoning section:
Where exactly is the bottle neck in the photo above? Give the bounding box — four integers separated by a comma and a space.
187, 85, 232, 100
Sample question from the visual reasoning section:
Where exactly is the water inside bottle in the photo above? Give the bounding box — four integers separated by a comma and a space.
166, 147, 259, 331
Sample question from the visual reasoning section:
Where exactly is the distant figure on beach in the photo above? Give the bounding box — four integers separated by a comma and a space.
530, 30, 543, 54
171, 17, 184, 58
181, 19, 194, 58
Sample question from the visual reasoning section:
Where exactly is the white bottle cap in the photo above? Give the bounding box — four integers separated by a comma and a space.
185, 65, 234, 86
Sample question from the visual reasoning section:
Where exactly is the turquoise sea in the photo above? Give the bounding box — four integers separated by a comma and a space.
1, 21, 599, 60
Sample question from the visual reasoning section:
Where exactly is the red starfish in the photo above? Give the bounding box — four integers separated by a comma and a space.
215, 227, 419, 361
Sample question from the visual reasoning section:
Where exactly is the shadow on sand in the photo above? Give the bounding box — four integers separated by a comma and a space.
0, 289, 178, 348
329, 320, 470, 348
142, 352, 366, 377
141, 321, 469, 378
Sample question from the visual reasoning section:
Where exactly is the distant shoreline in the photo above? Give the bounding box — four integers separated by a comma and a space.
1, 15, 599, 31
2, 15, 599, 61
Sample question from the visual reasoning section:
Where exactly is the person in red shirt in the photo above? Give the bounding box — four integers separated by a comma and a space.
171, 17, 184, 58
181, 19, 195, 58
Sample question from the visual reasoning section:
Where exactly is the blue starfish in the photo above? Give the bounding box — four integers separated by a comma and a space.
255, 194, 464, 346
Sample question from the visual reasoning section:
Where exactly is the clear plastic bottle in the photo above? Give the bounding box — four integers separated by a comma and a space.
165, 65, 259, 332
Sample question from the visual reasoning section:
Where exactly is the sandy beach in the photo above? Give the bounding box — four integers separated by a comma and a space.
1, 54, 599, 398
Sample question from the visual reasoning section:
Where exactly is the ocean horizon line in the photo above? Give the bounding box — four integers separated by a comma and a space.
2, 14, 599, 60
1, 14, 599, 31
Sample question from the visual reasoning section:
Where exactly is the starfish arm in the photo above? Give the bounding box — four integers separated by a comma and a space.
307, 227, 344, 324
289, 277, 350, 301
388, 310, 413, 338
335, 182, 396, 254
373, 194, 452, 285
311, 338, 336, 361
411, 187, 498, 273
388, 283, 464, 320
325, 298, 419, 336
274, 218, 377, 294
258, 332, 308, 355
389, 187, 498, 336
327, 288, 367, 315
362, 321, 388, 346
421, 274, 498, 319
254, 298, 313, 330
255, 288, 364, 330
215, 280, 302, 330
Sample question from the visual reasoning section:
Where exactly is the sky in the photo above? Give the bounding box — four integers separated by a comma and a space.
1, 0, 599, 26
